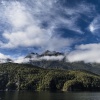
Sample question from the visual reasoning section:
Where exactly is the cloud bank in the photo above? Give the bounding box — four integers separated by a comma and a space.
15, 55, 65, 63
67, 43, 100, 63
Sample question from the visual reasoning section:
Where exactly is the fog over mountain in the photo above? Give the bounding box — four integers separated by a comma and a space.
0, 50, 100, 75
15, 50, 65, 63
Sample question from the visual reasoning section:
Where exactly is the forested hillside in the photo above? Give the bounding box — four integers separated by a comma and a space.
0, 63, 100, 91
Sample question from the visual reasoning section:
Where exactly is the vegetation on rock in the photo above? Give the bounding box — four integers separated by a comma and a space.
0, 63, 100, 91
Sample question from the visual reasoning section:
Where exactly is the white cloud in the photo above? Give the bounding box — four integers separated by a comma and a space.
67, 43, 100, 63
0, 0, 96, 51
0, 1, 30, 28
2, 26, 48, 48
1, 27, 74, 50
0, 0, 75, 50
14, 55, 64, 63
43, 36, 74, 51
0, 53, 12, 63
61, 2, 95, 34
55, 16, 83, 34
0, 53, 9, 59
5, 2, 30, 28
89, 15, 100, 34
14, 56, 25, 63
39, 55, 64, 61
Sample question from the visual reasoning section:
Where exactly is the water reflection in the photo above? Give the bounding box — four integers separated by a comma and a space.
0, 91, 100, 100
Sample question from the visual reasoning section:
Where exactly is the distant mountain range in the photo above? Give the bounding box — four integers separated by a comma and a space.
0, 50, 65, 63
0, 50, 100, 75
21, 50, 99, 75
24, 50, 65, 62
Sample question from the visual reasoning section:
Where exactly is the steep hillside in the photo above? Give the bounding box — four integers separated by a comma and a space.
0, 63, 100, 91
21, 51, 100, 75
27, 61, 100, 75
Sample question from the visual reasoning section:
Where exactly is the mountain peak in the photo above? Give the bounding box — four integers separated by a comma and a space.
23, 50, 65, 63
25, 52, 39, 59
40, 50, 64, 56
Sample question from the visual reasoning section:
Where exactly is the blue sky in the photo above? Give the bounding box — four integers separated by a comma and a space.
0, 0, 100, 62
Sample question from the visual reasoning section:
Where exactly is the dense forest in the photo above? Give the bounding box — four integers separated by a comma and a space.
0, 63, 100, 91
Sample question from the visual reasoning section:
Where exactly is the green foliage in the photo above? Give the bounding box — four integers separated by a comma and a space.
0, 63, 100, 91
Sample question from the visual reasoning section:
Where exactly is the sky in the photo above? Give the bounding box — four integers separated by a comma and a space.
0, 0, 100, 62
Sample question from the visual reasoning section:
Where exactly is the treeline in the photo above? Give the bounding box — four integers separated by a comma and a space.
0, 63, 100, 91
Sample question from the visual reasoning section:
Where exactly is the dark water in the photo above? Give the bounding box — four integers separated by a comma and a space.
0, 91, 100, 100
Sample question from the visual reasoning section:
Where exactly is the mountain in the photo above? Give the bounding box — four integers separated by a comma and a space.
0, 63, 100, 91
23, 52, 39, 63
0, 50, 100, 75
24, 50, 65, 62
40, 50, 64, 56
22, 51, 100, 75
25, 53, 39, 59
27, 60, 100, 75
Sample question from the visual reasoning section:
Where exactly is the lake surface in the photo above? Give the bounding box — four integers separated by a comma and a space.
0, 91, 100, 100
